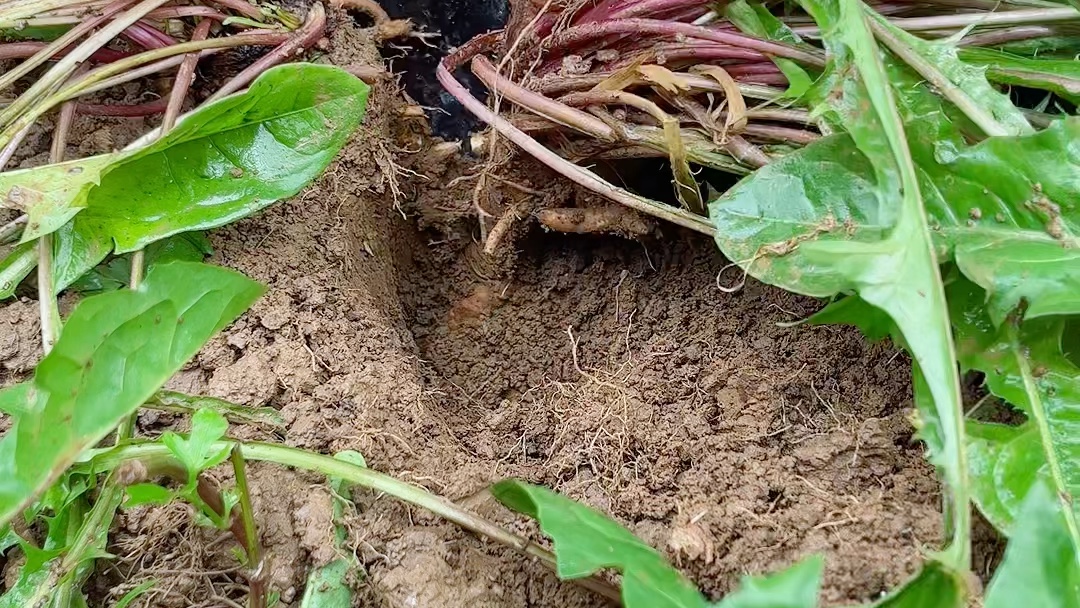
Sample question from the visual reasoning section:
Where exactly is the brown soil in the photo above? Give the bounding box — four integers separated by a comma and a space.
0, 7, 945, 608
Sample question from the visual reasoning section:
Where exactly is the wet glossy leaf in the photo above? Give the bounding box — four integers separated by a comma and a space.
712, 556, 823, 608
716, 0, 970, 568
122, 483, 174, 509
0, 261, 264, 528
949, 278, 1080, 543
78, 63, 369, 253
1, 63, 368, 290
871, 561, 965, 608
68, 232, 212, 294
984, 481, 1080, 608
51, 219, 112, 293
0, 240, 36, 299
493, 479, 709, 608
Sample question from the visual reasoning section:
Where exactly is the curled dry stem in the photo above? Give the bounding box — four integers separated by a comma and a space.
330, 0, 419, 41
561, 89, 704, 213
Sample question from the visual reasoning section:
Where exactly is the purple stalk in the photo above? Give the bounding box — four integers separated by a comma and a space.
959, 25, 1058, 46
205, 0, 266, 21
471, 55, 616, 140
735, 73, 788, 86
0, 41, 128, 62
608, 43, 767, 69
439, 60, 715, 235
146, 6, 229, 21
76, 98, 169, 116
547, 19, 826, 67
438, 31, 714, 235
207, 2, 327, 101
121, 20, 176, 49
163, 18, 213, 130
725, 63, 783, 76
578, 0, 709, 23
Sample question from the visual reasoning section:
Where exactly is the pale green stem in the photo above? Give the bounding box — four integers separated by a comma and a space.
0, 0, 104, 27
845, 0, 971, 570
23, 479, 124, 607
37, 91, 77, 354
37, 237, 58, 352
231, 446, 262, 568
93, 441, 622, 603
892, 7, 1079, 31
129, 251, 145, 288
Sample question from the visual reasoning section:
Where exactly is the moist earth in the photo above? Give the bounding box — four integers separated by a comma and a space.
0, 7, 944, 608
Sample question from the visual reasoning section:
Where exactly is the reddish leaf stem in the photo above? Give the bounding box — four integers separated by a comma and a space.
205, 0, 266, 21
577, 0, 711, 23
163, 18, 212, 130
438, 36, 714, 235
471, 55, 616, 140
207, 2, 327, 101
76, 98, 169, 116
607, 43, 767, 69
121, 19, 176, 49
546, 18, 826, 68
0, 41, 128, 62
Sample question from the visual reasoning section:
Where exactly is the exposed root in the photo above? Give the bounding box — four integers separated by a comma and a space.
537, 205, 654, 238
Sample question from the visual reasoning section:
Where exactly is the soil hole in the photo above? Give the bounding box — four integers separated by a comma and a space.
376, 0, 509, 140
